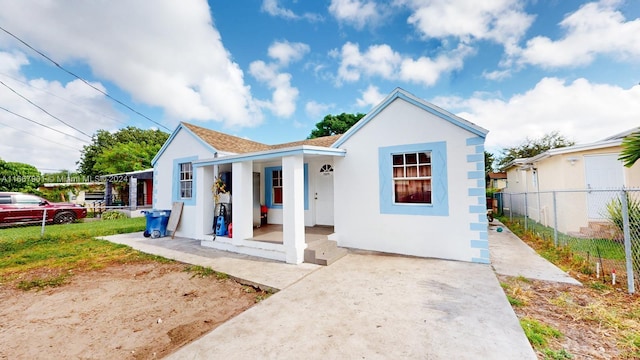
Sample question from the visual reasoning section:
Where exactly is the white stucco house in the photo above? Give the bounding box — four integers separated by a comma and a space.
151, 88, 490, 264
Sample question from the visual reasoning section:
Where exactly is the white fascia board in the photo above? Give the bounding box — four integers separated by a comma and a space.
193, 146, 346, 167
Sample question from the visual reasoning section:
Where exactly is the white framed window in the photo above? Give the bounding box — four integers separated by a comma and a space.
272, 169, 283, 205
392, 151, 432, 204
179, 162, 193, 199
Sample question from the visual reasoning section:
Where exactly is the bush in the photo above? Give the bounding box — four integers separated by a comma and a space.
605, 193, 640, 275
605, 193, 640, 239
101, 210, 127, 220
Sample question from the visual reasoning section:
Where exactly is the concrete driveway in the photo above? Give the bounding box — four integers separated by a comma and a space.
166, 252, 535, 360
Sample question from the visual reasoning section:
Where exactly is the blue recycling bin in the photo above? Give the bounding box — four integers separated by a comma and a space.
142, 210, 171, 238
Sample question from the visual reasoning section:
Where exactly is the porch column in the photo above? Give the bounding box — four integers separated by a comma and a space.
283, 154, 305, 264
232, 160, 253, 245
194, 165, 214, 240
129, 177, 137, 210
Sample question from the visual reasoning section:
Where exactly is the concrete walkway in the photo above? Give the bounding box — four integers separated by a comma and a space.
101, 232, 319, 291
488, 220, 582, 285
99, 221, 582, 359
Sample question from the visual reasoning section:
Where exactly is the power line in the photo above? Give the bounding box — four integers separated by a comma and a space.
0, 120, 80, 150
0, 25, 171, 132
0, 72, 129, 126
0, 105, 90, 143
0, 79, 92, 138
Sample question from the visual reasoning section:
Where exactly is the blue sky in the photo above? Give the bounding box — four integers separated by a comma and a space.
0, 0, 639, 172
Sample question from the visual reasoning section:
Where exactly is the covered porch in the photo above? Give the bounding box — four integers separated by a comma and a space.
193, 145, 346, 264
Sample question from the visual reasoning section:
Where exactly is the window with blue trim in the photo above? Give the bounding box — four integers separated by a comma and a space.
271, 169, 283, 205
379, 142, 448, 216
179, 162, 193, 199
392, 152, 432, 204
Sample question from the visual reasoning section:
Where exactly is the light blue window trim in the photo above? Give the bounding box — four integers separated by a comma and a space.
379, 141, 448, 216
468, 188, 484, 197
264, 164, 309, 210
173, 156, 197, 206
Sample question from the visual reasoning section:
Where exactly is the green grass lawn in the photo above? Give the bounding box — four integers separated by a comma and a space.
0, 217, 169, 290
507, 216, 626, 260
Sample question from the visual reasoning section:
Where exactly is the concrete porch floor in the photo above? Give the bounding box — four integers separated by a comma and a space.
248, 224, 335, 244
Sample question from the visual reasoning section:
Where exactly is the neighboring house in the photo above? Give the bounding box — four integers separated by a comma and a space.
152, 88, 489, 264
39, 182, 104, 205
503, 127, 640, 235
487, 172, 507, 190
100, 168, 154, 210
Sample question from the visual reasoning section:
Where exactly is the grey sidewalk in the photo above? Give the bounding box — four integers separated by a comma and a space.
488, 220, 582, 285
166, 253, 536, 360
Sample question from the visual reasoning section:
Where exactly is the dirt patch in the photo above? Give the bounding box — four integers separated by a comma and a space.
0, 262, 268, 359
499, 274, 640, 359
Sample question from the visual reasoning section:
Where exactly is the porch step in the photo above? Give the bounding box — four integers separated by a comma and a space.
304, 239, 348, 266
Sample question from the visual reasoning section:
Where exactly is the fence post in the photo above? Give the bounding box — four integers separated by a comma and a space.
552, 191, 559, 247
40, 208, 47, 237
621, 188, 635, 294
524, 192, 528, 231
509, 193, 513, 221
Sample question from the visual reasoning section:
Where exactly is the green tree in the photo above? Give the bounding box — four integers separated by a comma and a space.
619, 130, 640, 167
93, 141, 163, 174
485, 151, 495, 174
308, 113, 366, 139
78, 127, 169, 177
0, 159, 42, 192
497, 131, 575, 170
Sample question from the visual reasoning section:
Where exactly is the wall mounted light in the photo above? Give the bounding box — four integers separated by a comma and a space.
567, 157, 579, 166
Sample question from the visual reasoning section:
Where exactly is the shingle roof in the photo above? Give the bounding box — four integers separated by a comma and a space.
182, 122, 271, 154
181, 122, 341, 154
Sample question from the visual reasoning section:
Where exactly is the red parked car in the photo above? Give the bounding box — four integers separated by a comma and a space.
0, 192, 87, 226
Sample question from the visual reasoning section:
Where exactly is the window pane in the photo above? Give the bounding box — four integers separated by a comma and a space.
392, 154, 404, 166
406, 165, 418, 178
273, 187, 283, 205
393, 166, 404, 178
419, 165, 431, 177
394, 179, 431, 204
418, 152, 430, 164
405, 153, 417, 165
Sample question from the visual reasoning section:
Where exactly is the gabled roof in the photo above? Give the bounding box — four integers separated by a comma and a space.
181, 122, 271, 154
152, 122, 341, 165
334, 87, 488, 147
488, 172, 507, 179
601, 126, 640, 141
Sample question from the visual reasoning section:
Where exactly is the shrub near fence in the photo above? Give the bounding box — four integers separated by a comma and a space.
502, 188, 640, 294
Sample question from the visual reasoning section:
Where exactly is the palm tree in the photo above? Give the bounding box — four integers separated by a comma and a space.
619, 131, 640, 167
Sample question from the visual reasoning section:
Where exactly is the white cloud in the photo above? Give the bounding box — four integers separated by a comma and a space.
305, 101, 333, 119
0, 52, 124, 171
433, 77, 640, 152
329, 0, 381, 29
356, 85, 385, 107
262, 0, 323, 22
268, 41, 310, 66
518, 0, 640, 68
402, 0, 534, 50
0, 0, 263, 128
247, 40, 311, 119
336, 42, 472, 86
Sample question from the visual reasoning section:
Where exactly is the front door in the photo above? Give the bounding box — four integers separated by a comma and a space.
585, 154, 624, 219
315, 164, 334, 225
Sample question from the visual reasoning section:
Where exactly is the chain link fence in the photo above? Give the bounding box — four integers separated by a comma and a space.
0, 200, 149, 236
500, 188, 640, 294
